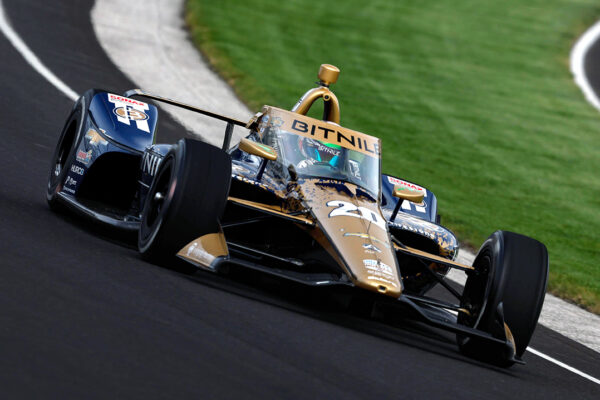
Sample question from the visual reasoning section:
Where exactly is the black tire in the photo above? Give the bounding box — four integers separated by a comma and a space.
457, 231, 548, 366
46, 89, 101, 210
138, 138, 232, 264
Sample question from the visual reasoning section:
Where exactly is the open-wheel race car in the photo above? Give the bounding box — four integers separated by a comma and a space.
47, 64, 548, 367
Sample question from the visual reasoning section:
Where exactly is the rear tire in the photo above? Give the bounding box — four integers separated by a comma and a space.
457, 231, 548, 366
138, 138, 231, 265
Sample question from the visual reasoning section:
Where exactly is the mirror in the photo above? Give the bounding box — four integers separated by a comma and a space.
239, 138, 277, 161
393, 185, 424, 203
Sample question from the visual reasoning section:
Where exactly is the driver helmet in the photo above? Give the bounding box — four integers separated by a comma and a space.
298, 137, 342, 166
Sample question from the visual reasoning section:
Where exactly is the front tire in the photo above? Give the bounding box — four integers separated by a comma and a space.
46, 89, 100, 210
457, 231, 548, 366
138, 138, 232, 264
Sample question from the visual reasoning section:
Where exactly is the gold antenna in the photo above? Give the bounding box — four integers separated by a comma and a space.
291, 64, 341, 124
318, 64, 340, 86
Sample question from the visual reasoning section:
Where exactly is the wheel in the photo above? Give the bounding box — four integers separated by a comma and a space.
138, 138, 232, 264
46, 89, 100, 210
457, 230, 548, 367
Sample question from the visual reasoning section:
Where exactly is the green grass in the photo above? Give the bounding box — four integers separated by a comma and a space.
186, 0, 600, 313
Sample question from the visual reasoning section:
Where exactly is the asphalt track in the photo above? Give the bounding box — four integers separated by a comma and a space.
0, 1, 598, 398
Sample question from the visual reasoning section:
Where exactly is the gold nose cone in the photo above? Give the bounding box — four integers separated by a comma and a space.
318, 64, 340, 86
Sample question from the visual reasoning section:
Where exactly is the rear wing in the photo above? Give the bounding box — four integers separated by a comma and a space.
123, 89, 248, 150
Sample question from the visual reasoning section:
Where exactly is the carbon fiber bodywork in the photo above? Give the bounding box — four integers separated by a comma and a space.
48, 82, 527, 366
51, 88, 465, 305
51, 91, 171, 229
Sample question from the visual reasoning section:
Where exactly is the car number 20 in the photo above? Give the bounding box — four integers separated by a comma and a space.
326, 201, 386, 230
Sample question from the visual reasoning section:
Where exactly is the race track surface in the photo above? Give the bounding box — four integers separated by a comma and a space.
0, 1, 598, 398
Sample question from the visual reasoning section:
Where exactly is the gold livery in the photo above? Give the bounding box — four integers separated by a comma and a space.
125, 64, 548, 368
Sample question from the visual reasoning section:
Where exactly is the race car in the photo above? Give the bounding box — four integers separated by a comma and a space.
46, 64, 548, 367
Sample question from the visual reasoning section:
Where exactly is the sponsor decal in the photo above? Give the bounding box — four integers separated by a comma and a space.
387, 176, 425, 193
70, 165, 84, 175
291, 119, 380, 157
108, 93, 150, 133
76, 149, 92, 165
315, 142, 341, 156
142, 152, 162, 176
185, 241, 215, 266
265, 107, 380, 157
343, 232, 390, 248
186, 242, 199, 256
85, 129, 108, 147
64, 176, 78, 186
108, 94, 148, 107
363, 259, 394, 276
362, 243, 381, 253
397, 222, 435, 240
113, 107, 149, 121
388, 213, 454, 245
63, 187, 76, 194
327, 200, 386, 231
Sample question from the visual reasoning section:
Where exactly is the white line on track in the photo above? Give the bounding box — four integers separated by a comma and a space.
528, 347, 600, 385
571, 19, 600, 111
0, 0, 77, 101
451, 257, 600, 386
452, 252, 600, 355
0, 0, 597, 386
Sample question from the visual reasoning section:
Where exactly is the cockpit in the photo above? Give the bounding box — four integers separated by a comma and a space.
256, 107, 381, 197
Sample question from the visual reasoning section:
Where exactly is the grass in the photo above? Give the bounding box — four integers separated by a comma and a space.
186, 0, 600, 313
